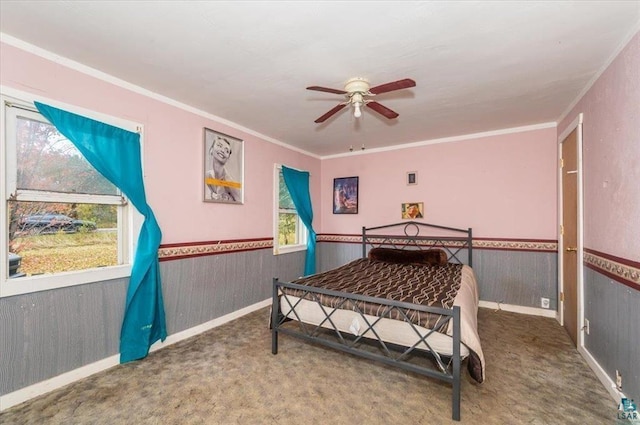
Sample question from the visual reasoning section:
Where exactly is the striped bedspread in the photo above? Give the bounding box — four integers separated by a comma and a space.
288, 258, 463, 332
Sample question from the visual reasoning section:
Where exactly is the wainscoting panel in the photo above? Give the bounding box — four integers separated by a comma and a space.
1, 246, 305, 397
0, 277, 127, 395
473, 249, 558, 310
317, 242, 362, 273
273, 248, 308, 283
583, 267, 640, 403
160, 248, 305, 335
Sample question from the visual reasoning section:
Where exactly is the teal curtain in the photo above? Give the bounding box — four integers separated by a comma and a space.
35, 102, 167, 363
282, 166, 316, 275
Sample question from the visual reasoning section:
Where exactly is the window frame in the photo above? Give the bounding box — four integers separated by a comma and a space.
0, 89, 143, 298
273, 164, 308, 255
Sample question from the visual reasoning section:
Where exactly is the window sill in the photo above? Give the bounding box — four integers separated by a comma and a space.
1, 264, 132, 298
273, 244, 307, 255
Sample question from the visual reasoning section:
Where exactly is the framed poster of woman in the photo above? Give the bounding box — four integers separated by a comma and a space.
203, 128, 244, 204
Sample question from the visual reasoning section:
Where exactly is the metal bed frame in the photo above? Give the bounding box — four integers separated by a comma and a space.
271, 221, 473, 421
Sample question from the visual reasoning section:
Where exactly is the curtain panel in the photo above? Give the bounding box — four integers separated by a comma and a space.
35, 102, 167, 363
282, 165, 317, 275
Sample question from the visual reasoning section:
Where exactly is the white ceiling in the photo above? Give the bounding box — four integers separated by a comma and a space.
1, 1, 639, 156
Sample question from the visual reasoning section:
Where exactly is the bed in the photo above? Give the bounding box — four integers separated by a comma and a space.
270, 221, 485, 421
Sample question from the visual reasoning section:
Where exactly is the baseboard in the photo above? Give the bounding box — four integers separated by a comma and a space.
578, 345, 626, 403
0, 298, 271, 412
478, 300, 558, 318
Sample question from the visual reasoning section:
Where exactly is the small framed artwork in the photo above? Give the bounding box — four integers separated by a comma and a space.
407, 171, 418, 185
401, 202, 424, 219
333, 176, 359, 214
203, 128, 244, 204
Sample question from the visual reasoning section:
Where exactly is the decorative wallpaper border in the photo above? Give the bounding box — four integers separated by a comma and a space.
157, 235, 558, 261
473, 238, 558, 252
158, 238, 273, 261
157, 237, 639, 290
584, 249, 640, 290
317, 234, 558, 252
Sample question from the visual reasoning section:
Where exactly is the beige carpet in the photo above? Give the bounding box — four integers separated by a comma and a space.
0, 307, 618, 424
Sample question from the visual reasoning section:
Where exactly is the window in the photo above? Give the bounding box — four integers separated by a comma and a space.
274, 165, 307, 254
1, 93, 141, 297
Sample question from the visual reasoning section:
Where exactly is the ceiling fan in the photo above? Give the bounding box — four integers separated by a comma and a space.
306, 77, 416, 123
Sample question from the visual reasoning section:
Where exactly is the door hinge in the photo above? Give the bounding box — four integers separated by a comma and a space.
560, 158, 564, 168
560, 292, 564, 302
560, 225, 564, 236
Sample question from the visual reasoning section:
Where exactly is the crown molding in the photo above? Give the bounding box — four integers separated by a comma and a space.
320, 122, 557, 160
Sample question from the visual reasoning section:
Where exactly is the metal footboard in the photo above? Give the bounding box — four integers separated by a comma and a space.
271, 278, 462, 421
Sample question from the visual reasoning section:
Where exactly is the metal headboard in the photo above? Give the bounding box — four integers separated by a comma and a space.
361, 221, 473, 267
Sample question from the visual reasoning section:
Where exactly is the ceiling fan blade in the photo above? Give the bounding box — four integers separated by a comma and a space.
369, 78, 416, 95
366, 101, 399, 119
306, 86, 347, 95
314, 104, 347, 123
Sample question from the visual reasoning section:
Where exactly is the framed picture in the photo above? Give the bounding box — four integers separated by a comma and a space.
407, 171, 417, 185
333, 176, 359, 214
203, 128, 244, 204
401, 202, 424, 219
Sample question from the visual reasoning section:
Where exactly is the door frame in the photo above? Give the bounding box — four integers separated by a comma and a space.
557, 113, 584, 346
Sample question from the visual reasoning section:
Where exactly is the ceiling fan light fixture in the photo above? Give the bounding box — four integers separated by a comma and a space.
351, 91, 364, 118
353, 102, 362, 118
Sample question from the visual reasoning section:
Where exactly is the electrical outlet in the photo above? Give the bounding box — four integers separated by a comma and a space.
541, 297, 550, 309
616, 370, 623, 391
584, 318, 590, 335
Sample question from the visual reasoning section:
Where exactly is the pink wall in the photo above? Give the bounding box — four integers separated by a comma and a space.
0, 42, 321, 243
320, 127, 558, 239
558, 32, 640, 261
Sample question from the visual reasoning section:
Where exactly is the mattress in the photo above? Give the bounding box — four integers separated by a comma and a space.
279, 294, 472, 357
279, 259, 485, 383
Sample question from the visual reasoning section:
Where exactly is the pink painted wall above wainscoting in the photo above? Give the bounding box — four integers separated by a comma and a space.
320, 127, 558, 239
558, 31, 640, 262
0, 42, 321, 243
